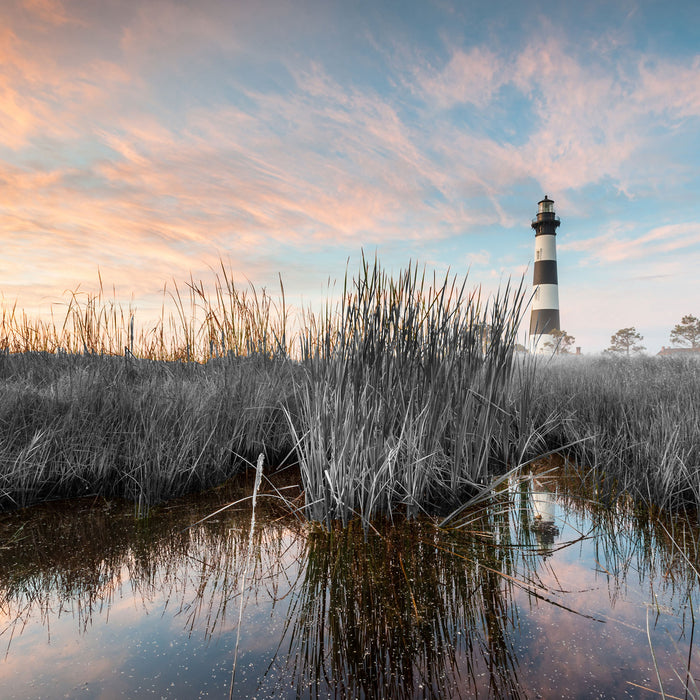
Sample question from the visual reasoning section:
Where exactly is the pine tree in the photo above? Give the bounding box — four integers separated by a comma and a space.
605, 327, 645, 356
543, 329, 575, 355
670, 314, 700, 349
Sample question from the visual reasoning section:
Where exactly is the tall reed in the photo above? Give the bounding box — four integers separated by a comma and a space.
0, 262, 289, 362
290, 256, 538, 527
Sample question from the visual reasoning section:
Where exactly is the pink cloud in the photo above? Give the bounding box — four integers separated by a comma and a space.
0, 13, 133, 149
20, 0, 77, 27
412, 46, 504, 109
407, 34, 699, 198
636, 55, 700, 120
119, 0, 241, 65
561, 222, 700, 263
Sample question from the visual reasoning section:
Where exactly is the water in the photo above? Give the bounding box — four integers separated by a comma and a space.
1, 471, 699, 698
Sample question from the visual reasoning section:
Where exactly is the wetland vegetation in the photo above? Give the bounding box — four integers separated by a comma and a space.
1, 259, 698, 521
2, 259, 700, 697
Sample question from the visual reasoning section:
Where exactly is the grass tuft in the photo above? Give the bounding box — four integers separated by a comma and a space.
2, 260, 699, 524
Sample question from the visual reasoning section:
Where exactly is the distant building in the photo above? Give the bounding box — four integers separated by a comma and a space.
657, 346, 700, 356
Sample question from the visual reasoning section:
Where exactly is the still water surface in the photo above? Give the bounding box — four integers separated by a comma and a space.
1, 471, 699, 698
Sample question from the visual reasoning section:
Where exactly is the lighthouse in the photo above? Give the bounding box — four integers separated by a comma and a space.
529, 195, 560, 353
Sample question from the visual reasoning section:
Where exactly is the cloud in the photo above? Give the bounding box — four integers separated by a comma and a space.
463, 250, 491, 267
636, 55, 700, 121
1, 0, 699, 341
412, 46, 505, 109
0, 11, 133, 149
561, 222, 700, 263
21, 0, 76, 26
119, 0, 241, 65
405, 31, 700, 199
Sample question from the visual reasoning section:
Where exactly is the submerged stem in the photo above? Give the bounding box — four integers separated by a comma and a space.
230, 452, 264, 699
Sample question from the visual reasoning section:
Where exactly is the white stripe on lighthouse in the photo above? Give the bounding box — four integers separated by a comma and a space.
532, 284, 559, 310
534, 235, 557, 261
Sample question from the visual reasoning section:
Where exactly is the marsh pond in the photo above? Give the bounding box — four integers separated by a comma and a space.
1, 467, 699, 699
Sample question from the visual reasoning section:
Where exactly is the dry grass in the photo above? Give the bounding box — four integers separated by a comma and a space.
0, 352, 296, 514
531, 354, 700, 512
289, 256, 539, 527
2, 260, 699, 524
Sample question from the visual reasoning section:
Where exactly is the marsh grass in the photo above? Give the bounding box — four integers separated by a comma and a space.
532, 355, 700, 513
2, 257, 547, 524
2, 259, 700, 523
0, 261, 298, 513
0, 351, 296, 513
289, 257, 540, 527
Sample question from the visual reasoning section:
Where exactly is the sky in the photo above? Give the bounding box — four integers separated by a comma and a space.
1, 0, 699, 354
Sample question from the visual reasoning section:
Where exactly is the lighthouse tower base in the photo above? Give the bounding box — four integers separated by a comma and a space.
530, 332, 558, 355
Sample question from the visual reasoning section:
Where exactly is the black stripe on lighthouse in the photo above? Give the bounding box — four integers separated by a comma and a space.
533, 260, 558, 285
530, 308, 560, 336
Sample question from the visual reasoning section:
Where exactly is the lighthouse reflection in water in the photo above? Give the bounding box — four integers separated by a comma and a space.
529, 476, 560, 555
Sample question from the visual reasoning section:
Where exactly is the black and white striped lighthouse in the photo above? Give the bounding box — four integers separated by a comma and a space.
529, 195, 560, 353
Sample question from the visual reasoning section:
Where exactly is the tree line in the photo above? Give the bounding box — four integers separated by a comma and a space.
544, 314, 700, 356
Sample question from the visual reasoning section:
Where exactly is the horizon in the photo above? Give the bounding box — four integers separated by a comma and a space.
1, 0, 699, 354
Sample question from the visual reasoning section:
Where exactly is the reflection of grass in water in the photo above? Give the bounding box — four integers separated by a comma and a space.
3, 472, 700, 698
513, 466, 700, 700
281, 519, 526, 699
0, 479, 306, 643
532, 462, 700, 609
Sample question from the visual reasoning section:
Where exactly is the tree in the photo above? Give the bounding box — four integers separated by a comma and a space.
670, 314, 700, 349
543, 329, 576, 355
605, 327, 645, 356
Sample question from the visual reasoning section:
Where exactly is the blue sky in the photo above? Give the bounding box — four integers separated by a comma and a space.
1, 0, 699, 352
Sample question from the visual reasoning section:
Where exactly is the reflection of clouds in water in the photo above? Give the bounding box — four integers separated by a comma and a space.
511, 556, 661, 699
0, 536, 304, 699
0, 618, 130, 697
2, 483, 700, 699
0, 563, 151, 697
510, 474, 698, 699
0, 504, 307, 699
